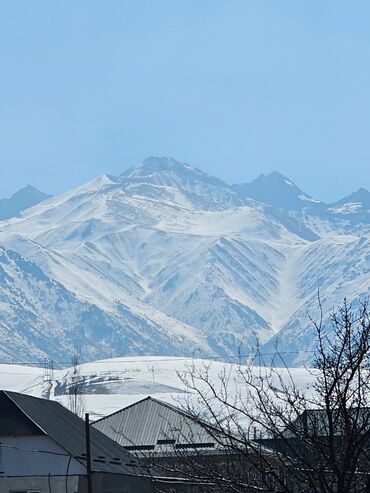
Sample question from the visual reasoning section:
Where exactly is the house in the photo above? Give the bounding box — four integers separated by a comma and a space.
0, 390, 154, 493
285, 407, 370, 437
92, 396, 224, 457
258, 408, 370, 493
93, 396, 285, 493
93, 396, 235, 492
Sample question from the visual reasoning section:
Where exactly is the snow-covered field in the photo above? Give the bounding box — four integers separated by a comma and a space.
0, 356, 314, 421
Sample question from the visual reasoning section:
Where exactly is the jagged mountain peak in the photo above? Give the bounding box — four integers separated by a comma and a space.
251, 170, 305, 193
331, 187, 370, 205
258, 170, 292, 181
121, 156, 228, 187
357, 186, 369, 194
328, 187, 370, 217
122, 156, 198, 177
9, 184, 49, 199
347, 187, 370, 205
121, 156, 239, 210
0, 185, 51, 221
233, 171, 321, 210
16, 184, 41, 194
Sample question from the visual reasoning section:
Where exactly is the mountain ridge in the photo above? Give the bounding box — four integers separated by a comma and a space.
0, 156, 369, 366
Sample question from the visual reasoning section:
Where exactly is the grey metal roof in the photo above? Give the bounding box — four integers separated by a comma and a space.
93, 397, 224, 455
2, 390, 147, 475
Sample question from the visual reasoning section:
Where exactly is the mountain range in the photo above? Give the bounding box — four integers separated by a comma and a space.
0, 156, 369, 366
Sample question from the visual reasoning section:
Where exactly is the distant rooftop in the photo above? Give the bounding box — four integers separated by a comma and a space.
93, 396, 225, 456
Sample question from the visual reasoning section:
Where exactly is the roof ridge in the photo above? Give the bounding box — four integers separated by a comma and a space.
3, 390, 48, 436
94, 394, 222, 437
2, 390, 91, 469
93, 395, 153, 424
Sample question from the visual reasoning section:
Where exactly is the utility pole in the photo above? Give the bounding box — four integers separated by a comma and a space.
50, 360, 54, 381
43, 358, 50, 382
85, 412, 93, 493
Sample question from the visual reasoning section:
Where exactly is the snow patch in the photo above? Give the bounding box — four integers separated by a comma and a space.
329, 202, 363, 214
298, 194, 321, 203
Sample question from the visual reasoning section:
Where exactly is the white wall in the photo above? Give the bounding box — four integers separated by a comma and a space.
0, 435, 85, 476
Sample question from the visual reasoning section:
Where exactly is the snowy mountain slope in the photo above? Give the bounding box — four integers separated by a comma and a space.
0, 363, 44, 393
260, 234, 370, 365
0, 244, 210, 363
143, 235, 284, 350
0, 185, 50, 220
0, 156, 369, 365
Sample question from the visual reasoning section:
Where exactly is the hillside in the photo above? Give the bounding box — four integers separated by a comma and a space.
0, 157, 369, 365
0, 356, 314, 421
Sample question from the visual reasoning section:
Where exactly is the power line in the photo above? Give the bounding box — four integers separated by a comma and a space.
0, 442, 73, 457
0, 443, 128, 466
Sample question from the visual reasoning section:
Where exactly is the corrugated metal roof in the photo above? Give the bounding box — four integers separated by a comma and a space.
2, 390, 147, 475
93, 397, 224, 455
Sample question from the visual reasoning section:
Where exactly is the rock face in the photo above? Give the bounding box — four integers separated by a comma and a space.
0, 157, 369, 365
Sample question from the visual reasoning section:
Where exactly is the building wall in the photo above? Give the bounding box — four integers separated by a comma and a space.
86, 473, 154, 493
0, 436, 85, 476
0, 475, 80, 493
0, 473, 155, 493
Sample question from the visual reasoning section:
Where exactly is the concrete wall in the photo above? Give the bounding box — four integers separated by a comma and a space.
0, 436, 85, 476
0, 475, 80, 493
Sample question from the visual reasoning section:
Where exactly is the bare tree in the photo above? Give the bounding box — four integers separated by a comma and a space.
147, 364, 156, 383
162, 299, 370, 493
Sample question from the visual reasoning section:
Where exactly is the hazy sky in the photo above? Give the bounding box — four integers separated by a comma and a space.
1, 1, 370, 202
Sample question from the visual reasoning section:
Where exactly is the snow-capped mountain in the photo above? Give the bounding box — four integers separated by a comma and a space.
121, 156, 241, 210
0, 185, 50, 220
233, 171, 322, 210
325, 188, 370, 227
0, 157, 369, 366
329, 187, 370, 212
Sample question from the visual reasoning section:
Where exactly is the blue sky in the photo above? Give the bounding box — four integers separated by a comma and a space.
0, 1, 370, 202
